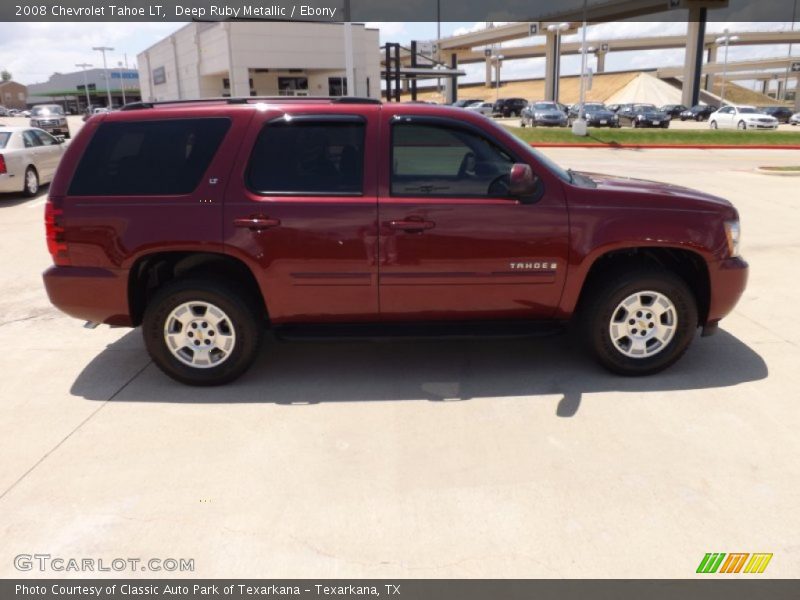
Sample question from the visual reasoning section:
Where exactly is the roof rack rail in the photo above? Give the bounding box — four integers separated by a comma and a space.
120, 96, 381, 111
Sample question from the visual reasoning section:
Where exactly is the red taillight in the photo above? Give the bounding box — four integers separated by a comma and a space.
0, 154, 6, 175
45, 200, 70, 266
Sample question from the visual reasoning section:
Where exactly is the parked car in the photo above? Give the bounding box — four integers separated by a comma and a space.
465, 101, 495, 117
659, 104, 688, 118
679, 104, 718, 121
520, 101, 568, 127
0, 106, 8, 117
82, 106, 111, 122
493, 98, 528, 118
790, 112, 800, 126
452, 99, 482, 108
709, 105, 779, 130
758, 106, 794, 123
617, 104, 670, 128
42, 97, 748, 385
20, 110, 31, 118
0, 126, 65, 196
29, 104, 70, 139
606, 103, 625, 113
567, 103, 620, 128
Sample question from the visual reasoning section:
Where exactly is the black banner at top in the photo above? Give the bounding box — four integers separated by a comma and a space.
2, 0, 800, 22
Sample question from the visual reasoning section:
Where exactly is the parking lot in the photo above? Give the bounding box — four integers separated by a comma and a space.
0, 139, 799, 577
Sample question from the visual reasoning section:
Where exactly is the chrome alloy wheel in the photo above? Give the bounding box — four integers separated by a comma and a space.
164, 301, 236, 368
608, 291, 678, 359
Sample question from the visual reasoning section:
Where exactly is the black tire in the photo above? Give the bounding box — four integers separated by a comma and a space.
738, 120, 747, 131
710, 120, 718, 130
582, 269, 698, 376
143, 278, 263, 386
23, 167, 39, 197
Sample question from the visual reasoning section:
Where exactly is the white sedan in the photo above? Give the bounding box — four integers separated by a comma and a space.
0, 127, 65, 197
709, 105, 779, 130
790, 112, 800, 126
465, 101, 495, 117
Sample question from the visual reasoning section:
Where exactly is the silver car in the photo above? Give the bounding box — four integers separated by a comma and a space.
465, 101, 495, 117
0, 127, 65, 196
790, 112, 800, 126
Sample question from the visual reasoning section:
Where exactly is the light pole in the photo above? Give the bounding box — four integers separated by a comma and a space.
492, 54, 504, 103
118, 61, 127, 105
92, 46, 114, 107
75, 62, 93, 111
547, 23, 570, 102
715, 30, 739, 105
781, 0, 797, 101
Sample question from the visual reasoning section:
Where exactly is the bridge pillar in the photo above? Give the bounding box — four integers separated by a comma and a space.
544, 31, 561, 101
776, 79, 784, 100
681, 8, 707, 108
795, 74, 800, 111
485, 59, 492, 87
595, 50, 606, 73
761, 80, 768, 95
705, 45, 717, 92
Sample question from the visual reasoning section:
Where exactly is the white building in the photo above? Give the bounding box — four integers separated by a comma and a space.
137, 22, 381, 101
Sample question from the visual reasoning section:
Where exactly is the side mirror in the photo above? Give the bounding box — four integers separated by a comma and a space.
509, 163, 538, 197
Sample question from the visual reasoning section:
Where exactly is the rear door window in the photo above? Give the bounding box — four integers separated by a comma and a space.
246, 119, 365, 195
0, 132, 10, 149
68, 118, 231, 196
22, 131, 42, 148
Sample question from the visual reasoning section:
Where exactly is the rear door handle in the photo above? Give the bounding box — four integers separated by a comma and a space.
233, 216, 281, 231
388, 219, 435, 232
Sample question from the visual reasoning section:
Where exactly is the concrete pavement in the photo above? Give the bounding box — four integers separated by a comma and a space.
0, 148, 798, 578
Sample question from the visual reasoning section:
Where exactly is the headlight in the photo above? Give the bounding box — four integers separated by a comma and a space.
724, 220, 741, 258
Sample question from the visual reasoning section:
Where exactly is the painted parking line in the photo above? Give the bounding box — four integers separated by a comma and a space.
27, 198, 48, 208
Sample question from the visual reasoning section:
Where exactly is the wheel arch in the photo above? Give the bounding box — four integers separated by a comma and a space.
128, 251, 267, 327
570, 246, 711, 327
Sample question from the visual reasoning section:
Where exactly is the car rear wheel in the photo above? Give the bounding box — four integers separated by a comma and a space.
23, 167, 39, 197
143, 279, 263, 386
582, 269, 698, 376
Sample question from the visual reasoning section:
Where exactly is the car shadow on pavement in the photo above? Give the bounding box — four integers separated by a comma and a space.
71, 328, 768, 417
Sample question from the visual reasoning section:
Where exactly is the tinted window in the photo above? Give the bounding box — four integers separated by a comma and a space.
247, 120, 365, 195
22, 131, 41, 148
0, 132, 9, 148
33, 130, 58, 146
69, 118, 230, 196
391, 122, 514, 198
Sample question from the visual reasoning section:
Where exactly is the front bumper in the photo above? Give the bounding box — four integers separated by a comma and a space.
706, 257, 749, 327
43, 265, 133, 327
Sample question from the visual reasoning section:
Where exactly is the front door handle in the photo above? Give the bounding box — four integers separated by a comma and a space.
233, 216, 281, 231
388, 219, 435, 233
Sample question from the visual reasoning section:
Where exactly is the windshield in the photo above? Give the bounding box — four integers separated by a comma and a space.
534, 102, 557, 110
32, 105, 64, 116
484, 119, 572, 183
584, 104, 605, 112
738, 107, 758, 114
0, 132, 9, 148
635, 104, 657, 111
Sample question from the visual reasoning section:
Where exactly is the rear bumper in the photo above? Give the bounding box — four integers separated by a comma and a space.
43, 265, 133, 327
0, 173, 21, 193
707, 257, 749, 324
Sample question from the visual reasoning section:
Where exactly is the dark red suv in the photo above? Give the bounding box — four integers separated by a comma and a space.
43, 97, 747, 385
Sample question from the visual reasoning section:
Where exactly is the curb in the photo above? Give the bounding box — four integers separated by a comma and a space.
755, 167, 800, 176
531, 143, 800, 150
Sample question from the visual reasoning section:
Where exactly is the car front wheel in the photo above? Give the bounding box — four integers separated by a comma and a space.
143, 279, 263, 386
710, 120, 718, 129
582, 269, 698, 376
738, 120, 747, 130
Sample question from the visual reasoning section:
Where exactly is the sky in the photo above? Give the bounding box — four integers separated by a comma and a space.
0, 21, 797, 90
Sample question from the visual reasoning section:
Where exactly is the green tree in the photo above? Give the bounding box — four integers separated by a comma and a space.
0, 70, 11, 82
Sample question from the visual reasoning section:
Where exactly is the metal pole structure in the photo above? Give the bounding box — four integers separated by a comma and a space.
547, 23, 569, 103
494, 55, 504, 103
118, 62, 127, 105
715, 30, 738, 105
343, 0, 355, 96
75, 63, 93, 111
92, 46, 114, 107
781, 0, 797, 101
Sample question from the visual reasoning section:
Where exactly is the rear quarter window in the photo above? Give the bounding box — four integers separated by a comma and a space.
0, 132, 9, 149
68, 118, 231, 196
